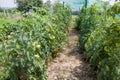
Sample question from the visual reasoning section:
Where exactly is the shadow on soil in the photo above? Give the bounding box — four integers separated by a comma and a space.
67, 45, 96, 80
68, 29, 79, 37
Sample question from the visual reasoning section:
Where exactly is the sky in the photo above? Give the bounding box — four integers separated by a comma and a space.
0, 0, 117, 9
0, 0, 17, 9
0, 0, 57, 9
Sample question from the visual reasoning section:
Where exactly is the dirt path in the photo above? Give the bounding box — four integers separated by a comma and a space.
47, 22, 95, 80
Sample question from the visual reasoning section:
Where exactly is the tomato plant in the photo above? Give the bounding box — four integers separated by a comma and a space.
76, 2, 120, 80
0, 3, 71, 80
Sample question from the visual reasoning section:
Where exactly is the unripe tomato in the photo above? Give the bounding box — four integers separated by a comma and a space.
8, 35, 12, 39
36, 45, 41, 49
50, 35, 55, 40
16, 44, 21, 50
34, 54, 40, 59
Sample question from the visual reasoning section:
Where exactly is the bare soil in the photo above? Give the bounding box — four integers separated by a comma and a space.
47, 23, 96, 80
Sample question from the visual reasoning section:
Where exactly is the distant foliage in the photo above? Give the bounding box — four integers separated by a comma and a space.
76, 2, 120, 80
53, 3, 72, 29
75, 4, 103, 51
17, 0, 43, 12
0, 8, 4, 12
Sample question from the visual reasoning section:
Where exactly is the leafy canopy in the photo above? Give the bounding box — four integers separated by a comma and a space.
16, 0, 43, 12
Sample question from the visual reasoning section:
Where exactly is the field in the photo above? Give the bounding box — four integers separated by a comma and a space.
0, 1, 120, 80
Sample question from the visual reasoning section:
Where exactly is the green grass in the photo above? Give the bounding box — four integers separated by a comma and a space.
0, 12, 21, 28
0, 18, 17, 28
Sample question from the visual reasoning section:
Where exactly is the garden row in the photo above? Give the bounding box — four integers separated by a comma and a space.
0, 3, 71, 80
76, 2, 120, 80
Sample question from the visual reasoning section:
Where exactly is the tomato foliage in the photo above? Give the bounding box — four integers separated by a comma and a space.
0, 3, 71, 80
76, 2, 120, 80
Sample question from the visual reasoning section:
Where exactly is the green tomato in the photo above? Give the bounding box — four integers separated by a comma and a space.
8, 35, 12, 39
46, 28, 50, 32
50, 35, 55, 40
32, 41, 38, 47
10, 32, 15, 35
34, 54, 40, 59
36, 45, 41, 49
16, 44, 21, 50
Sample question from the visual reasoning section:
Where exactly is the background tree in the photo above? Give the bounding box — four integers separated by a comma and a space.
16, 0, 43, 12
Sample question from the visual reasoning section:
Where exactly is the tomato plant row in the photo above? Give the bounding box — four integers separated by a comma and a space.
0, 3, 71, 80
76, 2, 120, 80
